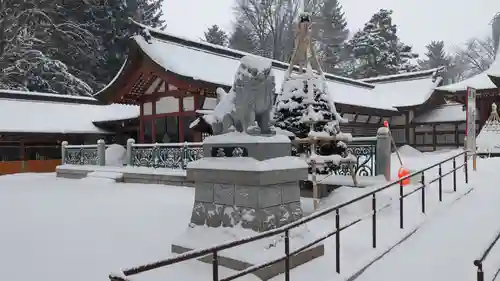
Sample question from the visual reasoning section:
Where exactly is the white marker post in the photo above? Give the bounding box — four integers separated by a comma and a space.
466, 87, 477, 170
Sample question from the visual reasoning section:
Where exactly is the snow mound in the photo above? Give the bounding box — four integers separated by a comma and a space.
105, 144, 126, 166
396, 145, 422, 157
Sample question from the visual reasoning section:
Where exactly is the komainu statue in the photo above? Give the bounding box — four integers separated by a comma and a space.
205, 55, 276, 135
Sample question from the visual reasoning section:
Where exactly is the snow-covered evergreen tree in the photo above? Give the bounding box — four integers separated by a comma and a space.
314, 0, 349, 74
0, 0, 98, 95
204, 25, 229, 46
85, 0, 165, 90
346, 9, 419, 78
274, 64, 349, 174
274, 67, 340, 138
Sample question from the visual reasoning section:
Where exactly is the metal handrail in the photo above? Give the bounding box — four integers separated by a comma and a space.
473, 227, 500, 281
109, 150, 469, 281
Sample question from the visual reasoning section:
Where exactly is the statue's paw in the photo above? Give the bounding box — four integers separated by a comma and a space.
246, 125, 261, 135
260, 126, 276, 136
227, 125, 237, 132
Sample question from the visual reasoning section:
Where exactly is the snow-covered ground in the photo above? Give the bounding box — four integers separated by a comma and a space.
0, 148, 482, 281
354, 157, 500, 281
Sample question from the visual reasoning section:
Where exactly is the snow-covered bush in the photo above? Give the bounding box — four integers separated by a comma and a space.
105, 144, 126, 166
273, 65, 350, 175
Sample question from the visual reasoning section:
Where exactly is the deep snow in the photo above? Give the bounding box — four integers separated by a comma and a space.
0, 149, 488, 281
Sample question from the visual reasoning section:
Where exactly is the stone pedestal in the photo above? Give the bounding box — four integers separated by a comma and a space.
175, 133, 323, 280
185, 132, 308, 232
187, 156, 307, 232
202, 132, 291, 160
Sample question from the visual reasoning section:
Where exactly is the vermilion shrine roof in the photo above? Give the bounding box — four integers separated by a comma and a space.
93, 20, 446, 114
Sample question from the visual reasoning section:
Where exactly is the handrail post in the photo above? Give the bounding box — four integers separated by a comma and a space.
335, 209, 341, 273
182, 142, 188, 169
438, 163, 443, 202
464, 152, 469, 184
474, 261, 484, 281
420, 172, 425, 214
399, 181, 404, 229
372, 194, 377, 248
213, 251, 219, 281
126, 138, 135, 166
285, 230, 290, 281
61, 141, 68, 164
452, 157, 457, 192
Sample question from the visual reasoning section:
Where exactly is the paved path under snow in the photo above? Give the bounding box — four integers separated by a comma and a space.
353, 160, 500, 281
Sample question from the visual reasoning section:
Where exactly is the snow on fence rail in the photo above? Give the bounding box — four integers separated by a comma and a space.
60, 137, 377, 174
108, 150, 470, 281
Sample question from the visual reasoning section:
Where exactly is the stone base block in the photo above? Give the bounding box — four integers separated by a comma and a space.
122, 173, 192, 186
190, 201, 302, 232
56, 166, 89, 179
171, 242, 324, 281
202, 132, 291, 161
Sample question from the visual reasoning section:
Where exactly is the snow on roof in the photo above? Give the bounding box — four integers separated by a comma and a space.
437, 50, 500, 93
436, 72, 497, 93
133, 35, 396, 111
360, 67, 443, 83
131, 19, 373, 89
0, 98, 138, 134
487, 48, 500, 81
412, 103, 465, 123
368, 75, 443, 108
0, 89, 99, 104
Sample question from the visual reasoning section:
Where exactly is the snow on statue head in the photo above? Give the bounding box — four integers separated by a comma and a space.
208, 55, 276, 135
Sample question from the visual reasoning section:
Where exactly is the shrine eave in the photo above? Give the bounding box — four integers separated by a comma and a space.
489, 74, 500, 87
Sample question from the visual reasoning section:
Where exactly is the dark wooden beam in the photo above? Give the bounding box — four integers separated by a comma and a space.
352, 113, 358, 122
114, 64, 147, 103
432, 125, 437, 151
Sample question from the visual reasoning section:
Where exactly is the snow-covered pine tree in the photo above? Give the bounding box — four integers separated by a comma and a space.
0, 0, 98, 95
314, 0, 349, 74
274, 67, 340, 139
273, 12, 354, 175
84, 0, 165, 90
204, 25, 229, 46
346, 9, 419, 79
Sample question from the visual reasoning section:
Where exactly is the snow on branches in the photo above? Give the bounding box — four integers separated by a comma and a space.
273, 65, 345, 138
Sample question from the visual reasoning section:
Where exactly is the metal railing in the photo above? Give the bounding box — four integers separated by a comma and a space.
63, 143, 101, 165
293, 136, 377, 176
473, 227, 500, 281
61, 137, 377, 174
108, 150, 469, 281
130, 141, 203, 169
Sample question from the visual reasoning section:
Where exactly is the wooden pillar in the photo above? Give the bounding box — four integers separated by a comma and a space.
454, 123, 459, 148
20, 139, 25, 172
432, 125, 437, 151
193, 94, 202, 142
151, 100, 156, 143
179, 97, 184, 142
139, 103, 144, 143
404, 112, 410, 144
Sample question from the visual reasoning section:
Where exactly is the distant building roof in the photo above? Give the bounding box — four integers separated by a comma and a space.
412, 103, 465, 124
0, 89, 138, 134
362, 68, 444, 108
436, 48, 500, 93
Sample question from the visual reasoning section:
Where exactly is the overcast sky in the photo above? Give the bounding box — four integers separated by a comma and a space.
162, 0, 500, 55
